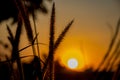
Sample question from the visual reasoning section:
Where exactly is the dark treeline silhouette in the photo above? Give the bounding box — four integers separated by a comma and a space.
0, 59, 119, 80
54, 61, 119, 80
0, 56, 41, 80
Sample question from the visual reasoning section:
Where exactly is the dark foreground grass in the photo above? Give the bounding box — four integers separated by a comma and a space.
0, 1, 120, 80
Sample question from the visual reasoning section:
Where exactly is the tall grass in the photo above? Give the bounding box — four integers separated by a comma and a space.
48, 2, 55, 80
95, 18, 120, 80
54, 20, 74, 51
96, 18, 120, 71
7, 15, 24, 80
1, 0, 120, 80
42, 3, 74, 80
13, 0, 37, 56
0, 1, 74, 80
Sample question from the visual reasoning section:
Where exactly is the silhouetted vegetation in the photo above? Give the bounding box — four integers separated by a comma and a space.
0, 0, 49, 23
94, 18, 120, 80
0, 0, 120, 80
0, 1, 73, 80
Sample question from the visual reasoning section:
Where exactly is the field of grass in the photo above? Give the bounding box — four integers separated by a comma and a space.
0, 0, 120, 80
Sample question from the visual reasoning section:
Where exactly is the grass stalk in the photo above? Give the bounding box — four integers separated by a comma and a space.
108, 48, 120, 71
32, 16, 42, 80
32, 14, 41, 58
96, 18, 120, 71
13, 16, 24, 80
42, 3, 74, 80
105, 40, 120, 71
42, 3, 55, 80
48, 2, 55, 80
54, 20, 74, 51
7, 25, 14, 46
7, 14, 24, 80
13, 0, 36, 56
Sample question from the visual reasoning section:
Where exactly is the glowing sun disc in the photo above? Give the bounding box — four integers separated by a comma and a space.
67, 58, 78, 69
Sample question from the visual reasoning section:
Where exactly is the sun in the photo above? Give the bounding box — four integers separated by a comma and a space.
67, 58, 78, 69
59, 48, 85, 71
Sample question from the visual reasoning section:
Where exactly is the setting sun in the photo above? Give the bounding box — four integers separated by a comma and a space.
67, 58, 78, 69
59, 48, 85, 71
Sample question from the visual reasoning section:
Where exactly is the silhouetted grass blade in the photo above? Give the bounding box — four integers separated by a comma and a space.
54, 20, 74, 51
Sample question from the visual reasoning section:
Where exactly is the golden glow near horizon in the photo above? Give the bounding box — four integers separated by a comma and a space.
0, 0, 120, 71
59, 48, 85, 71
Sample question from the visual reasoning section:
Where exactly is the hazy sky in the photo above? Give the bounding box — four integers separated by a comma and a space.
53, 0, 120, 69
0, 0, 120, 70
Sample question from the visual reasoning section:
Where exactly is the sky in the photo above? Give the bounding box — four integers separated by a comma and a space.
52, 0, 120, 70
0, 0, 120, 70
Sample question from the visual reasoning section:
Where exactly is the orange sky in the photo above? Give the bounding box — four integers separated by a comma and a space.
36, 0, 120, 70
0, 0, 120, 70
